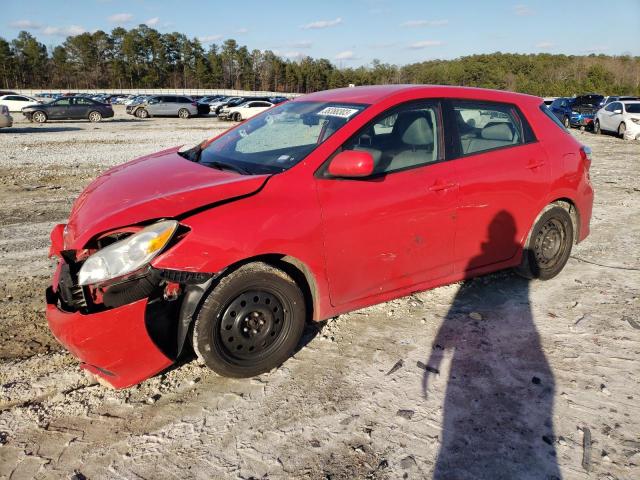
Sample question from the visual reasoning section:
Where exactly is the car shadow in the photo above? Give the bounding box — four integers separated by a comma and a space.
3, 126, 83, 133
423, 211, 561, 479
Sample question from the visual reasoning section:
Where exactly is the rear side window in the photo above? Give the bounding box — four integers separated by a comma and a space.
452, 101, 530, 156
540, 104, 569, 132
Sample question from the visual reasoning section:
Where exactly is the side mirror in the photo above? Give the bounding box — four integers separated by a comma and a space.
328, 150, 374, 178
614, 109, 622, 114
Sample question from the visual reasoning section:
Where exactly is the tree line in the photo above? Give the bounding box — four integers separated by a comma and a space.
1, 26, 639, 96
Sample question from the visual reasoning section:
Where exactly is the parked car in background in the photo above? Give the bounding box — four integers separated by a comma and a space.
0, 105, 13, 128
219, 100, 274, 121
595, 100, 640, 140
124, 95, 150, 106
0, 94, 41, 112
549, 94, 604, 129
599, 95, 640, 108
125, 95, 199, 119
0, 90, 18, 96
211, 96, 243, 115
22, 96, 114, 123
45, 85, 593, 388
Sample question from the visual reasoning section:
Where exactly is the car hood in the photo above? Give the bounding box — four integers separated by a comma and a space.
64, 146, 269, 249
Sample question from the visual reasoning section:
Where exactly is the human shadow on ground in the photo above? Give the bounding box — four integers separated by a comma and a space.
424, 210, 561, 480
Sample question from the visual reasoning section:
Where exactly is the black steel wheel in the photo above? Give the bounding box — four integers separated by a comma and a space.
193, 262, 305, 377
516, 206, 573, 280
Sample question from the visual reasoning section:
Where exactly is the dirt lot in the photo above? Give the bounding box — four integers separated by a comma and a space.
0, 106, 638, 479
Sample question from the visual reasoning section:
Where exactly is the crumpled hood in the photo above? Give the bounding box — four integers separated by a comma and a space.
64, 146, 269, 249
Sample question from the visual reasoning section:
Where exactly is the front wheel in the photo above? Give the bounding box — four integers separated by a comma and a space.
563, 116, 570, 129
88, 111, 102, 123
232, 112, 242, 122
178, 108, 191, 119
516, 206, 574, 280
594, 120, 601, 134
618, 122, 626, 139
192, 262, 306, 378
32, 111, 47, 123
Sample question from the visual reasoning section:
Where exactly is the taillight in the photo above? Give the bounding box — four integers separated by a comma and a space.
580, 145, 592, 171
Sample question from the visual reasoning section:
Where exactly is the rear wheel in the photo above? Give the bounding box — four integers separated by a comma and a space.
563, 116, 570, 129
192, 262, 306, 377
618, 122, 626, 139
88, 111, 102, 123
32, 111, 47, 123
136, 108, 149, 119
516, 206, 574, 280
594, 119, 601, 134
178, 108, 191, 119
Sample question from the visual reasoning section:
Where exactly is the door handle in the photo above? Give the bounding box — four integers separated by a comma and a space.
526, 161, 545, 170
429, 181, 458, 192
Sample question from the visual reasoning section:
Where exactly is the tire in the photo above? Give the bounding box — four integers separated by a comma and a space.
563, 116, 570, 129
232, 112, 242, 122
32, 111, 47, 123
594, 119, 601, 134
88, 111, 102, 123
618, 122, 626, 139
516, 206, 574, 280
136, 108, 149, 119
192, 262, 306, 378
178, 108, 191, 119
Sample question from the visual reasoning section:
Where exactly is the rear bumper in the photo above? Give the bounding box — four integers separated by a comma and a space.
46, 277, 173, 388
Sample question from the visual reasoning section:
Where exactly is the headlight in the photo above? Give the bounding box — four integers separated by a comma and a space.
631, 118, 640, 124
78, 220, 178, 286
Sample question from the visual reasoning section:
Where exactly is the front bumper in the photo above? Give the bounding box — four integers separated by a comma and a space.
570, 114, 594, 127
46, 264, 173, 388
623, 121, 640, 141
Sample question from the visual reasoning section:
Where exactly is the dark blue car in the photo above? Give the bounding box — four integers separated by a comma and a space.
549, 94, 604, 129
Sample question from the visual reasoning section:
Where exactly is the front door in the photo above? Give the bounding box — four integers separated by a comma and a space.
316, 101, 459, 307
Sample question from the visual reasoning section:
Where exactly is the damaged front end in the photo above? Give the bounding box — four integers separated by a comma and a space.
46, 221, 215, 388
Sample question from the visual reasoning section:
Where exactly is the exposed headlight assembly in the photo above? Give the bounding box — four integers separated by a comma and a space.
631, 118, 640, 124
78, 220, 178, 286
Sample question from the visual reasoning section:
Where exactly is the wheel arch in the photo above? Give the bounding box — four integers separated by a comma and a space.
174, 253, 319, 358
527, 197, 580, 247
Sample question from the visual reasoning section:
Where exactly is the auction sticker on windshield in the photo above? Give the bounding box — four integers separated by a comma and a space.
317, 106, 360, 118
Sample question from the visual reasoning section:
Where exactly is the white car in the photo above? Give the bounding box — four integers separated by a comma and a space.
219, 101, 274, 121
0, 94, 40, 112
595, 100, 640, 140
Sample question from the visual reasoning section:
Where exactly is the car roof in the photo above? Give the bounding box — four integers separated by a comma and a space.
293, 84, 542, 106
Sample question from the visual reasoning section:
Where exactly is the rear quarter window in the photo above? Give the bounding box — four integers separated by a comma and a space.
540, 104, 569, 133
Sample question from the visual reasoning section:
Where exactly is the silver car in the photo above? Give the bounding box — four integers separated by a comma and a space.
126, 95, 198, 119
0, 105, 13, 128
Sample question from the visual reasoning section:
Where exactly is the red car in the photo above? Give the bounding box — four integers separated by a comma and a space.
46, 85, 593, 388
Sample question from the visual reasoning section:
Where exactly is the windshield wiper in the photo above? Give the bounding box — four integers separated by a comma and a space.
205, 160, 252, 175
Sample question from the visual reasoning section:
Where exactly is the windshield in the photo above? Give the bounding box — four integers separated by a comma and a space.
182, 101, 367, 175
625, 103, 640, 114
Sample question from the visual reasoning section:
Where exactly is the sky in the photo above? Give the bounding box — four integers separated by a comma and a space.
4, 0, 640, 66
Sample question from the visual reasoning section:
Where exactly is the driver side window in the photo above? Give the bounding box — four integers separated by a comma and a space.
342, 103, 440, 175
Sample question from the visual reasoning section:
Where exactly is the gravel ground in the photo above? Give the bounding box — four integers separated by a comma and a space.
0, 107, 638, 479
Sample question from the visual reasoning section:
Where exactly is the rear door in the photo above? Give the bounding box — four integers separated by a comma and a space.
447, 100, 549, 272
316, 100, 459, 306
